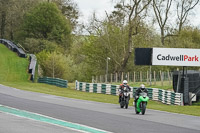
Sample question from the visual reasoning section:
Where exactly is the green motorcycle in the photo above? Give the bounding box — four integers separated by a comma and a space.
135, 92, 149, 115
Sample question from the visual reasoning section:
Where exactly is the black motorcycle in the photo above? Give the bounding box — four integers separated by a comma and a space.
119, 86, 130, 109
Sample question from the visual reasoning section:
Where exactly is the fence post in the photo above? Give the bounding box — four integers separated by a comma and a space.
121, 72, 123, 82
154, 71, 156, 85
100, 75, 102, 83
111, 73, 112, 83
128, 72, 129, 82
160, 71, 163, 86
96, 76, 98, 83
115, 73, 118, 83
168, 71, 171, 85
149, 66, 152, 86
140, 71, 142, 82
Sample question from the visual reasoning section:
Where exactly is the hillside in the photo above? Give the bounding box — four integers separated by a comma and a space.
0, 44, 29, 83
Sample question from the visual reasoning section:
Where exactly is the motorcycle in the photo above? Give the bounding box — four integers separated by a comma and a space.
119, 86, 130, 109
135, 92, 149, 115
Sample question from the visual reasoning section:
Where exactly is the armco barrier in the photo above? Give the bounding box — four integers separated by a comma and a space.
38, 77, 68, 88
75, 81, 183, 106
0, 39, 37, 81
0, 39, 26, 57
29, 54, 37, 81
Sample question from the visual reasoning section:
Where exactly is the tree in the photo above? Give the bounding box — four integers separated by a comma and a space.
23, 38, 58, 54
152, 0, 173, 46
51, 0, 79, 30
0, 0, 10, 38
22, 2, 71, 49
37, 50, 77, 81
176, 0, 199, 33
0, 0, 41, 40
113, 0, 152, 72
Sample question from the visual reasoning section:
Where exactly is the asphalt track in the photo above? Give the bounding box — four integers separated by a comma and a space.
0, 84, 200, 133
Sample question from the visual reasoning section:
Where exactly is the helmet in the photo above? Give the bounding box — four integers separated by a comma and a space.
140, 84, 145, 90
123, 80, 128, 85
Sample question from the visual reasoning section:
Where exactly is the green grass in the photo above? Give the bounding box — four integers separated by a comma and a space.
0, 44, 199, 116
0, 44, 29, 82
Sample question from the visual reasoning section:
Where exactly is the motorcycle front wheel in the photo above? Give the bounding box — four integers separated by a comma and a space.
120, 102, 124, 108
142, 102, 146, 115
135, 102, 139, 114
125, 99, 129, 109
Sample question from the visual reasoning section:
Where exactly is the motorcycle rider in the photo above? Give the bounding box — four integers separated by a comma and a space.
119, 80, 131, 103
134, 84, 148, 103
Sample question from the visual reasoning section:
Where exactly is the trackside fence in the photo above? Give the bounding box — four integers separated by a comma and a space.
0, 39, 26, 57
29, 54, 37, 81
0, 39, 37, 81
75, 81, 183, 106
38, 77, 68, 88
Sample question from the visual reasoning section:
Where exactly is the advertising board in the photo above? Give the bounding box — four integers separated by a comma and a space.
152, 48, 200, 66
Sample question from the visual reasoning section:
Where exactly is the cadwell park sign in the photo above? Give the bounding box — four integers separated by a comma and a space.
134, 47, 200, 67
134, 47, 200, 105
152, 48, 200, 66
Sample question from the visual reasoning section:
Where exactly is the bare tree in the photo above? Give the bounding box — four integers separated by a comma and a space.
176, 0, 199, 33
152, 0, 173, 46
118, 0, 152, 72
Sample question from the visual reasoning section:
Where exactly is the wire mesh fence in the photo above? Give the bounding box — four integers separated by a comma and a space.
92, 71, 173, 86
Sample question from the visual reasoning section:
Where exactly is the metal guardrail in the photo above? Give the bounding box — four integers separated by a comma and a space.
75, 81, 183, 106
38, 77, 68, 88
0, 39, 26, 57
29, 54, 37, 81
0, 39, 37, 81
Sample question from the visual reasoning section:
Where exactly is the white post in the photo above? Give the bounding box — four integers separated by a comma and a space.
154, 71, 156, 85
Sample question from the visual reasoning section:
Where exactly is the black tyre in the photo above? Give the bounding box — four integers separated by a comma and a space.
135, 107, 139, 114
142, 102, 146, 115
125, 99, 129, 109
120, 102, 124, 108
125, 103, 128, 109
135, 102, 139, 114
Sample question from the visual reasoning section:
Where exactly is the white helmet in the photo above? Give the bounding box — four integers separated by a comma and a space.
123, 80, 128, 84
140, 84, 145, 90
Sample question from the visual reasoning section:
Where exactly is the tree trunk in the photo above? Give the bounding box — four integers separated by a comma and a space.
161, 28, 165, 46
0, 11, 6, 38
119, 25, 133, 72
10, 21, 14, 40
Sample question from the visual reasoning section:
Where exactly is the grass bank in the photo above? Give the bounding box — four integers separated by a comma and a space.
0, 44, 29, 82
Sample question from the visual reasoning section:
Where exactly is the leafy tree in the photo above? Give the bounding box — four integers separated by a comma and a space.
0, 0, 41, 40
170, 27, 200, 48
37, 51, 76, 81
23, 38, 59, 53
22, 2, 71, 49
50, 0, 79, 30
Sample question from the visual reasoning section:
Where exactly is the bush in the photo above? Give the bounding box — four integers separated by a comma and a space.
37, 51, 76, 82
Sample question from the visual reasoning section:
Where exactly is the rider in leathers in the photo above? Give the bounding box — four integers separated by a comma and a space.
134, 84, 148, 104
119, 80, 131, 103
